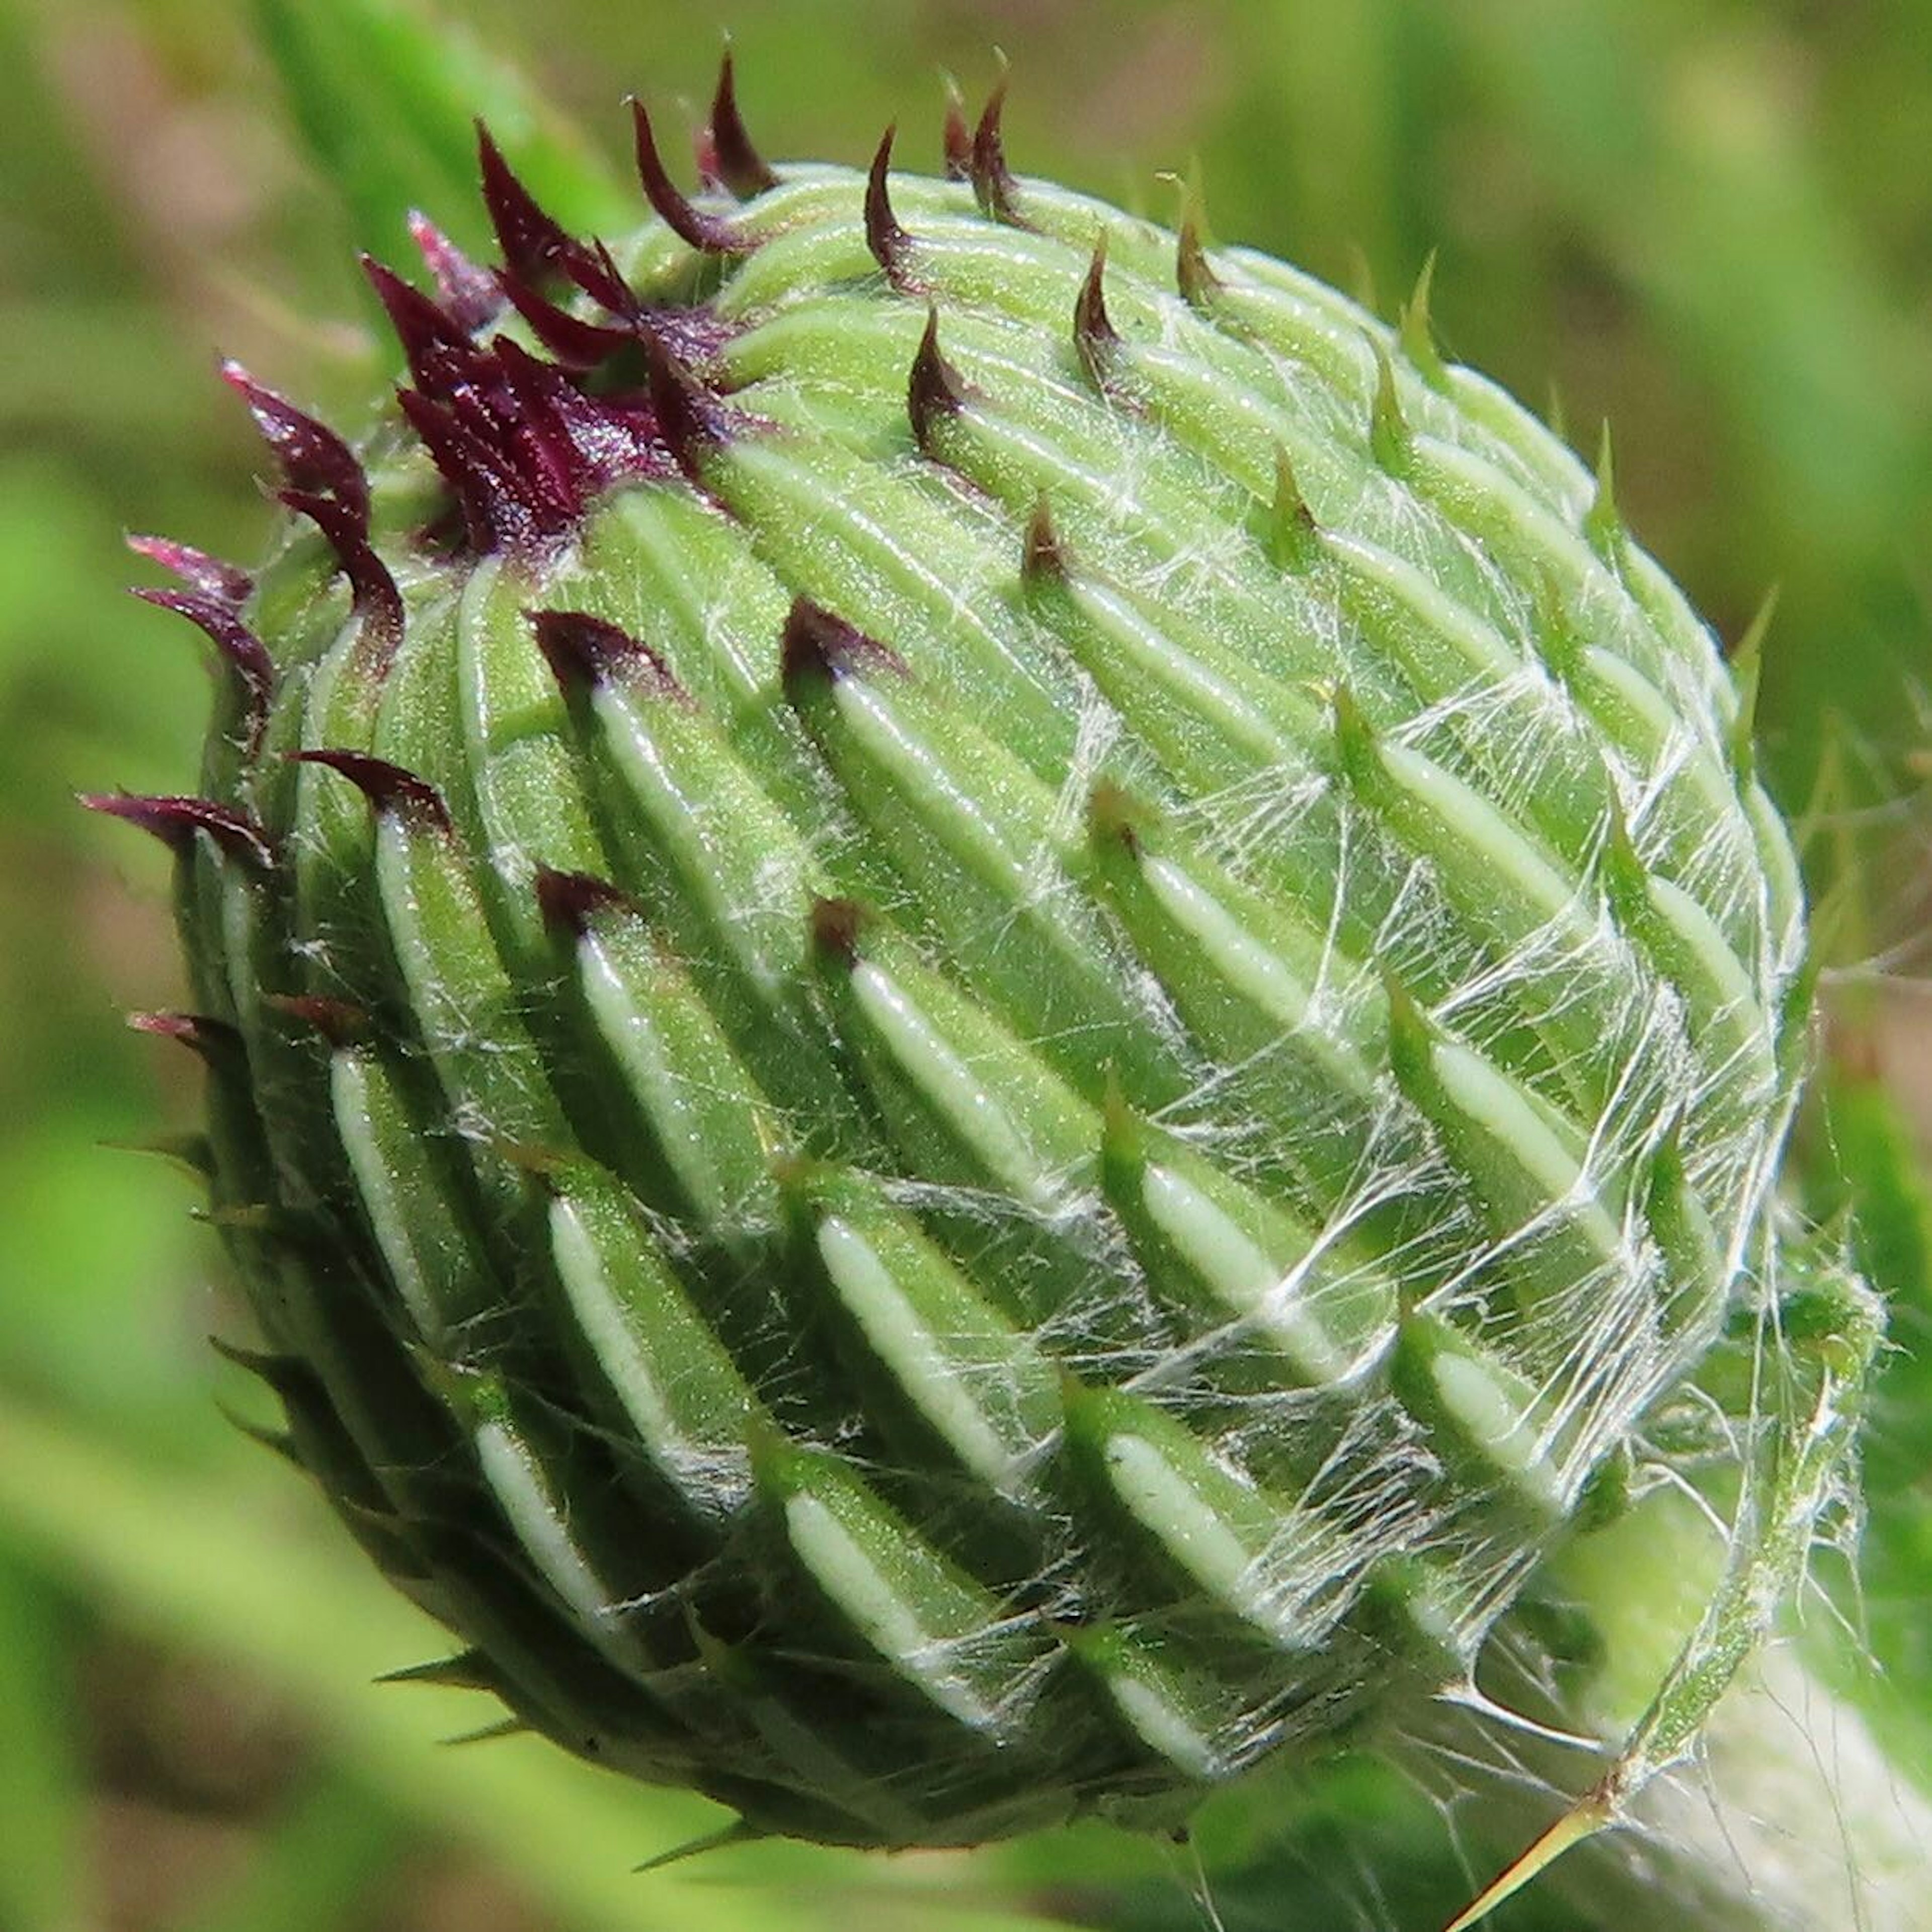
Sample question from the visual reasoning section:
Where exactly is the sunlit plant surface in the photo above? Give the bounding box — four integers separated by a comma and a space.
7, 4, 1932, 1929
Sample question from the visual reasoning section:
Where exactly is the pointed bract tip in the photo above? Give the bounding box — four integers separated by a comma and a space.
941, 74, 973, 180
1087, 778, 1145, 855
865, 126, 912, 277
476, 120, 576, 288
1265, 444, 1320, 569
631, 96, 750, 255
126, 534, 253, 607
443, 1717, 528, 1749
216, 1401, 304, 1470
1174, 170, 1220, 307
634, 1819, 763, 1873
493, 269, 633, 371
131, 588, 275, 747
641, 328, 729, 480
208, 1334, 307, 1394
82, 791, 275, 869
1584, 423, 1622, 557
907, 305, 967, 450
780, 596, 908, 691
360, 253, 472, 386
1398, 251, 1446, 384
220, 362, 369, 521
127, 1009, 243, 1058
810, 895, 866, 965
1729, 584, 1781, 668
535, 865, 638, 938
377, 1650, 499, 1692
1074, 231, 1120, 388
266, 994, 371, 1046
1368, 339, 1410, 470
407, 211, 502, 333
289, 750, 451, 831
1021, 494, 1067, 585
710, 48, 778, 198
279, 490, 404, 671
527, 607, 684, 698
1330, 682, 1380, 788
971, 60, 1023, 224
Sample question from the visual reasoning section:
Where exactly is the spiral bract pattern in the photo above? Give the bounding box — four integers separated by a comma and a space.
105, 80, 1803, 1847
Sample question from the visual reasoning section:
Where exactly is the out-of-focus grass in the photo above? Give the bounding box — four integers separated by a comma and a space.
3, 2, 1929, 1928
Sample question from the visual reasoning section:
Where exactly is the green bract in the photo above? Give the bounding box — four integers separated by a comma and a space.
106, 79, 1815, 1853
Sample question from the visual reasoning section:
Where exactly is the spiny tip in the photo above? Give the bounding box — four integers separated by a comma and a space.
130, 588, 275, 747
810, 895, 866, 965
1369, 339, 1410, 470
279, 490, 404, 671
1074, 231, 1120, 388
1174, 168, 1220, 307
1583, 423, 1622, 557
266, 994, 371, 1046
971, 58, 1023, 224
534, 865, 639, 938
630, 96, 750, 254
907, 304, 967, 451
709, 48, 778, 198
289, 750, 451, 831
865, 125, 911, 278
1021, 494, 1067, 585
407, 211, 502, 334
780, 596, 908, 690
941, 73, 972, 180
1397, 251, 1446, 385
527, 608, 684, 700
1265, 444, 1320, 570
127, 1009, 243, 1057
220, 362, 369, 521
125, 535, 253, 607
641, 328, 729, 481
476, 120, 576, 287
82, 791, 274, 869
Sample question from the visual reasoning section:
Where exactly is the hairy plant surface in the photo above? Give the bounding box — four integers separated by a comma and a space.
94, 61, 1868, 1876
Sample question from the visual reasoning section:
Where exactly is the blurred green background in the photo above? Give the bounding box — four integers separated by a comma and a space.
5, 1, 1931, 1928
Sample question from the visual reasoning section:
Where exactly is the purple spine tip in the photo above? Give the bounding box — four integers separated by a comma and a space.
534, 865, 638, 937
971, 73, 1022, 224
810, 896, 866, 966
941, 85, 972, 180
630, 97, 749, 255
493, 271, 635, 372
83, 791, 275, 869
126, 535, 253, 607
128, 1010, 243, 1057
1021, 496, 1067, 584
280, 490, 404, 670
361, 255, 472, 384
131, 588, 275, 751
477, 122, 577, 288
290, 750, 451, 832
865, 126, 912, 279
527, 608, 684, 698
780, 596, 908, 690
220, 362, 369, 523
709, 50, 778, 198
407, 212, 503, 334
907, 306, 967, 451
267, 994, 370, 1046
1075, 233, 1120, 386
641, 330, 728, 481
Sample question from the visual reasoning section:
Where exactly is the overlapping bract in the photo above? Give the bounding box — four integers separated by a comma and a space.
104, 72, 1804, 1848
